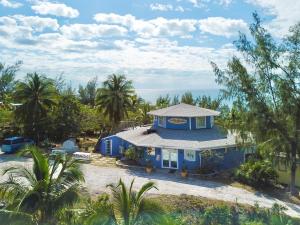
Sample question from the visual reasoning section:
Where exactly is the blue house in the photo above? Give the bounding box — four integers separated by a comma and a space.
98, 103, 247, 171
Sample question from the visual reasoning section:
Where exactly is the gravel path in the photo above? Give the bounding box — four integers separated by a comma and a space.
0, 156, 299, 218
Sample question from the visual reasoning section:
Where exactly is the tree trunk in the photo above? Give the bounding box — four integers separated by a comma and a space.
290, 142, 299, 196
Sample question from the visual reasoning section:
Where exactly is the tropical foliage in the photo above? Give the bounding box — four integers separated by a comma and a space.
235, 159, 278, 187
14, 73, 57, 142
83, 179, 164, 225
0, 146, 84, 224
212, 13, 300, 195
96, 74, 134, 128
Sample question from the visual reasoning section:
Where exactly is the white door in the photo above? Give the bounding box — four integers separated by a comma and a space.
162, 149, 178, 169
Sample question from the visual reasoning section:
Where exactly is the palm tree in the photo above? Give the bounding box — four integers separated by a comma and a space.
136, 102, 153, 125
0, 146, 84, 224
14, 72, 57, 142
96, 74, 134, 128
85, 179, 164, 225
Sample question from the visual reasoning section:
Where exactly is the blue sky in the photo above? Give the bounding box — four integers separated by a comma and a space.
0, 0, 299, 93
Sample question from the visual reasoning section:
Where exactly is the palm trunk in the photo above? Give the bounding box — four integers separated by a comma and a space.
290, 141, 299, 196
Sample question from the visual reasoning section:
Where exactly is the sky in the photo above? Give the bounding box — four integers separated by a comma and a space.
0, 0, 299, 93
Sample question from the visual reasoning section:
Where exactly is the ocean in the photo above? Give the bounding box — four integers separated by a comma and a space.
135, 89, 222, 104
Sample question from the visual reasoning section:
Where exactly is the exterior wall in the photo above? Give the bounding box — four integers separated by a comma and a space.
165, 117, 189, 130
98, 137, 244, 171
153, 116, 213, 130
98, 135, 131, 156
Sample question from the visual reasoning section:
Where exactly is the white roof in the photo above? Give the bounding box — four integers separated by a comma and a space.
147, 103, 220, 117
116, 126, 237, 151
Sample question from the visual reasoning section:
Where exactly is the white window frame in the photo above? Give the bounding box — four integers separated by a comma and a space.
196, 117, 206, 129
105, 139, 112, 155
158, 116, 166, 127
210, 116, 214, 128
161, 149, 178, 169
147, 147, 155, 156
184, 150, 196, 161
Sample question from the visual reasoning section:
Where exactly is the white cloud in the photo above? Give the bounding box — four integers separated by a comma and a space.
188, 0, 233, 8
247, 0, 300, 36
31, 1, 79, 18
219, 0, 232, 6
0, 0, 22, 8
60, 24, 128, 39
12, 15, 59, 32
199, 17, 248, 37
93, 13, 135, 27
150, 3, 173, 11
94, 13, 197, 38
150, 3, 185, 12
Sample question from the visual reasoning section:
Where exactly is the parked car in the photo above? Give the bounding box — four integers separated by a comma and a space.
1, 137, 34, 153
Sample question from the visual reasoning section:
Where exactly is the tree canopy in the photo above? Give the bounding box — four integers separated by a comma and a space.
212, 13, 300, 195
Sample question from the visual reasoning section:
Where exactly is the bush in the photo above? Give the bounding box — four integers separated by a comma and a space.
203, 205, 233, 225
234, 159, 278, 187
124, 146, 139, 161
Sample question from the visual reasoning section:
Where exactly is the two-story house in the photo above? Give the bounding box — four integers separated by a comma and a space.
98, 103, 247, 171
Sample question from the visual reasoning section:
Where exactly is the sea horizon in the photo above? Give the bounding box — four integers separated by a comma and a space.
135, 88, 222, 104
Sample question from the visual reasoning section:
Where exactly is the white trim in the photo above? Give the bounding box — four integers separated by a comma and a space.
199, 152, 202, 167
189, 117, 192, 130
158, 116, 166, 128
196, 117, 206, 129
161, 149, 178, 169
184, 149, 196, 161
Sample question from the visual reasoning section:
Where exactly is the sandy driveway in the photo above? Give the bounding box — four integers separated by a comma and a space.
0, 156, 299, 218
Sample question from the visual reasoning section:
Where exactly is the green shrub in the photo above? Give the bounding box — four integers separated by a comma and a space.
124, 146, 139, 161
234, 159, 278, 187
203, 205, 233, 225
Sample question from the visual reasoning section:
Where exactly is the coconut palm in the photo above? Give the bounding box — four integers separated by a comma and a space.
96, 74, 134, 128
85, 179, 164, 225
14, 72, 57, 142
0, 146, 84, 225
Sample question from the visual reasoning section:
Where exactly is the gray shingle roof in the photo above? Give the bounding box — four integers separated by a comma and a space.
116, 126, 237, 150
147, 103, 220, 117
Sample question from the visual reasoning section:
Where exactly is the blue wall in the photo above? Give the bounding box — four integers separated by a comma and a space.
166, 117, 189, 130
153, 116, 212, 130
99, 136, 244, 170
99, 135, 132, 156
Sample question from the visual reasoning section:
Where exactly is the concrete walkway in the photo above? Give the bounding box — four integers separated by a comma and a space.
0, 156, 299, 218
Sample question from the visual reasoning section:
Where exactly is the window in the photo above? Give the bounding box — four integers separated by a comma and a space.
158, 116, 166, 127
184, 150, 196, 161
196, 117, 206, 128
105, 140, 112, 155
147, 147, 155, 156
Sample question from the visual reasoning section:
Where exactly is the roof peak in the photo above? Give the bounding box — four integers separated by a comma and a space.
148, 103, 220, 117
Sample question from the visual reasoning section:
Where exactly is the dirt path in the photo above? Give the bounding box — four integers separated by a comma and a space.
81, 165, 300, 218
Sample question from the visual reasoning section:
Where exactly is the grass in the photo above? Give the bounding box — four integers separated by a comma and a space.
147, 194, 300, 224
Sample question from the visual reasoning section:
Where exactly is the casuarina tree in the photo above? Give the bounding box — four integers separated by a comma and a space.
212, 13, 300, 195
